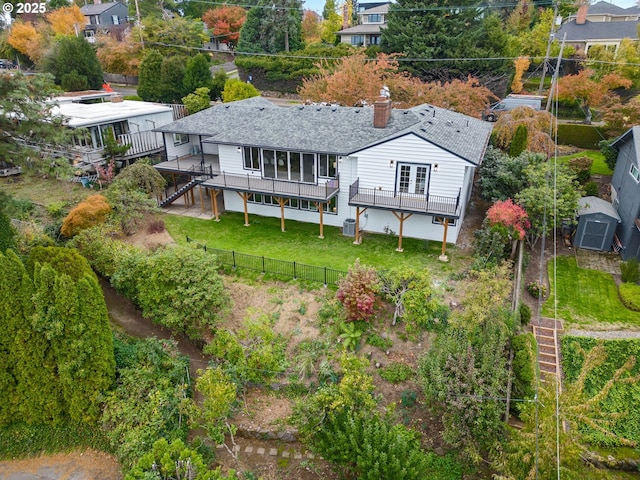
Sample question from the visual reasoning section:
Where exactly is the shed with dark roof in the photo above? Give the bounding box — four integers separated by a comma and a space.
574, 196, 621, 251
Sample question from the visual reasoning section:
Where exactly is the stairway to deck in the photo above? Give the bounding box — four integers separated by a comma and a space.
159, 178, 201, 208
532, 318, 564, 385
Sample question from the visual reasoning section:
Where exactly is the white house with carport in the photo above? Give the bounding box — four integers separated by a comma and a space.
153, 96, 492, 252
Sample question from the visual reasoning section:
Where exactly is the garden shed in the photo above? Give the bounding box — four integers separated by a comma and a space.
574, 196, 621, 251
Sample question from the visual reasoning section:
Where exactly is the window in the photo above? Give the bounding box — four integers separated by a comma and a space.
262, 149, 316, 183
173, 133, 189, 146
351, 35, 364, 46
318, 154, 337, 178
369, 35, 381, 45
111, 15, 120, 25
631, 164, 640, 182
243, 146, 260, 170
367, 13, 381, 22
248, 195, 337, 214
432, 216, 457, 226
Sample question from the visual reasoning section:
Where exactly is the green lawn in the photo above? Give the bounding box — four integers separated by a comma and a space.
0, 172, 92, 207
542, 256, 640, 327
163, 212, 471, 274
557, 150, 612, 176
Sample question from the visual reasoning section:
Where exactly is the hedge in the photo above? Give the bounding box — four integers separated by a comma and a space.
557, 123, 606, 149
619, 282, 640, 311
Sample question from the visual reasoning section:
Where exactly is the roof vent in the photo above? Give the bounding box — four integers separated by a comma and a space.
427, 120, 433, 125
420, 128, 427, 133
355, 108, 360, 113
446, 120, 454, 126
298, 105, 304, 110
331, 106, 337, 112
224, 105, 230, 109
317, 107, 322, 111
259, 107, 265, 111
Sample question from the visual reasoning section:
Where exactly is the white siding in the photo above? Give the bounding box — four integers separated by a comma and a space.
353, 133, 468, 198
164, 134, 195, 158
131, 111, 174, 133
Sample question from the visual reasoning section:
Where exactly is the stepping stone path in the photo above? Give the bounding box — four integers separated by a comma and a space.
217, 443, 317, 461
532, 317, 564, 387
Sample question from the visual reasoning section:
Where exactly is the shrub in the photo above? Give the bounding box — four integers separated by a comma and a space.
509, 124, 528, 157
122, 95, 143, 101
61, 194, 111, 238
519, 303, 531, 326
620, 258, 640, 284
61, 70, 89, 91
366, 332, 393, 350
336, 259, 380, 322
619, 283, 640, 311
380, 362, 414, 383
511, 333, 535, 412
221, 78, 259, 103
527, 281, 547, 298
567, 156, 593, 184
583, 181, 599, 197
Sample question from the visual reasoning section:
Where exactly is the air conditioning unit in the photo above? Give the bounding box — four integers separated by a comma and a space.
343, 218, 356, 237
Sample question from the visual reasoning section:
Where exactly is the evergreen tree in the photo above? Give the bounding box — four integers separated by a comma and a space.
160, 56, 187, 104
509, 124, 528, 157
137, 50, 163, 102
42, 36, 103, 89
183, 53, 213, 95
0, 210, 16, 254
237, 0, 303, 53
382, 0, 508, 78
322, 0, 336, 20
0, 248, 115, 426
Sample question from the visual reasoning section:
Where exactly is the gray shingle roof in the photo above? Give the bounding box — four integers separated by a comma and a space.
156, 97, 493, 165
578, 196, 621, 221
587, 1, 636, 16
557, 19, 638, 41
360, 3, 389, 14
612, 126, 640, 162
338, 24, 383, 35
80, 2, 122, 15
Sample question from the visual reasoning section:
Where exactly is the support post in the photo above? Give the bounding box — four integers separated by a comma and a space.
277, 197, 286, 232
354, 207, 361, 245
236, 191, 250, 226
314, 201, 325, 239
199, 185, 204, 214
172, 173, 177, 193
392, 211, 412, 252
439, 218, 449, 262
211, 189, 221, 222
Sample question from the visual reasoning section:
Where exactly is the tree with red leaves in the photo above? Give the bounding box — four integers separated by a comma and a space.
336, 259, 380, 322
203, 6, 246, 48
487, 199, 530, 241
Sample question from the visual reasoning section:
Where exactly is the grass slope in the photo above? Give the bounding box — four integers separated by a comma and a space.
542, 256, 640, 327
557, 150, 612, 176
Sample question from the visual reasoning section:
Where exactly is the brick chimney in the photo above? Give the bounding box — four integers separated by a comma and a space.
373, 86, 392, 128
576, 3, 588, 24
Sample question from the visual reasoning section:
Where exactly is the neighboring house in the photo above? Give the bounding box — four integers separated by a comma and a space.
557, 1, 639, 53
609, 126, 640, 259
337, 3, 388, 47
80, 1, 129, 43
38, 92, 173, 172
153, 95, 493, 248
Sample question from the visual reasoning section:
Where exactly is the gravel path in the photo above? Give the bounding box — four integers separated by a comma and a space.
565, 329, 640, 339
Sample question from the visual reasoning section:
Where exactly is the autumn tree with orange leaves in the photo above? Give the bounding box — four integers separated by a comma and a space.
203, 6, 246, 48
492, 106, 555, 158
7, 21, 46, 63
511, 56, 530, 94
61, 194, 112, 238
47, 5, 84, 36
96, 34, 142, 76
557, 70, 632, 124
298, 52, 495, 117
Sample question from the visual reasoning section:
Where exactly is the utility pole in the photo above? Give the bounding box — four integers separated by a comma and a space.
538, 2, 560, 96
546, 32, 567, 112
134, 0, 144, 49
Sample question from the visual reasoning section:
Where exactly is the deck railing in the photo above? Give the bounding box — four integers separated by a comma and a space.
349, 179, 460, 216
203, 173, 340, 201
117, 131, 164, 158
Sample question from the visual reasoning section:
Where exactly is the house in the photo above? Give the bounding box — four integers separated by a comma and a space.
153, 95, 493, 250
609, 126, 640, 259
557, 1, 639, 53
79, 1, 129, 43
337, 3, 389, 47
41, 92, 174, 172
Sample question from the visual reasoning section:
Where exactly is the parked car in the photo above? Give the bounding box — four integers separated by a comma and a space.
0, 59, 16, 70
482, 94, 545, 122
0, 162, 22, 177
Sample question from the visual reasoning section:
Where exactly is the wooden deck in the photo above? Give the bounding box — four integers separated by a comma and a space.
348, 180, 460, 216
154, 154, 220, 176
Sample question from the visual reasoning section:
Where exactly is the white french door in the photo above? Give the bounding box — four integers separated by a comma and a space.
397, 163, 429, 195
